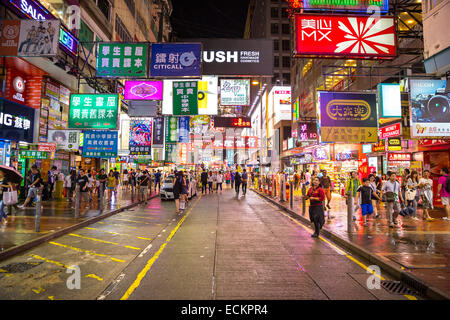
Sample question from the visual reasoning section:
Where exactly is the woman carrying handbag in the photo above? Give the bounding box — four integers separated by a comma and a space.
406, 171, 420, 221
0, 169, 14, 226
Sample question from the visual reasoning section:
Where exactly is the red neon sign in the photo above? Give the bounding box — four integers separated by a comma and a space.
231, 117, 251, 127
379, 123, 401, 139
388, 153, 411, 161
295, 14, 397, 59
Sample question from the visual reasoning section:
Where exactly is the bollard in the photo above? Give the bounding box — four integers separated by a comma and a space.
74, 184, 80, 219
347, 196, 354, 233
289, 181, 293, 209
301, 183, 306, 216
35, 186, 43, 232
99, 183, 104, 213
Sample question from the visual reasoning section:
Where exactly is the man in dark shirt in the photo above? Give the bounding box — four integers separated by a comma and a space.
77, 169, 90, 209
201, 169, 208, 194
138, 171, 149, 202
19, 165, 42, 208
96, 169, 108, 197
154, 170, 162, 194
235, 171, 241, 195
355, 178, 381, 226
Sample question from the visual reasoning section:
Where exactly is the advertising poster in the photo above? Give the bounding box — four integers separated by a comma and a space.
47, 129, 80, 151
96, 43, 148, 77
220, 79, 250, 106
317, 91, 377, 143
124, 81, 163, 100
409, 79, 448, 137
0, 19, 60, 56
152, 117, 165, 148
178, 116, 190, 143
82, 130, 118, 158
269, 86, 291, 124
69, 94, 119, 129
150, 43, 202, 78
295, 14, 397, 59
173, 81, 198, 115
129, 119, 152, 155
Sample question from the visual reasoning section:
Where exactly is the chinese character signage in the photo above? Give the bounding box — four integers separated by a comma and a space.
295, 14, 397, 59
379, 122, 401, 139
372, 140, 386, 152
388, 153, 411, 162
301, 0, 389, 12
178, 116, 190, 143
388, 137, 402, 151
0, 19, 60, 57
38, 142, 56, 152
173, 81, 198, 115
297, 122, 318, 141
150, 43, 202, 77
96, 43, 148, 77
409, 79, 449, 138
293, 98, 300, 122
152, 117, 164, 148
164, 116, 178, 143
317, 91, 377, 143
82, 130, 118, 158
69, 94, 119, 129
48, 129, 80, 151
19, 150, 48, 159
211, 135, 258, 149
129, 119, 152, 155
124, 81, 163, 100
220, 79, 250, 106
0, 98, 34, 143
312, 145, 330, 161
164, 143, 177, 163
213, 117, 251, 128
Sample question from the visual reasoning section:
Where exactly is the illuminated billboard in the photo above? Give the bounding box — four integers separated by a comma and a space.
294, 14, 397, 59
301, 0, 389, 12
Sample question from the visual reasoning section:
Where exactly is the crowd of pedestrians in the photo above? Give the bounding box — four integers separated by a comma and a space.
199, 169, 248, 196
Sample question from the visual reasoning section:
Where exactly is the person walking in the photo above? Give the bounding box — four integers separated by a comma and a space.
19, 165, 42, 209
381, 172, 404, 228
64, 170, 75, 202
113, 168, 120, 193
96, 169, 107, 200
437, 167, 450, 221
173, 170, 183, 214
234, 170, 241, 195
180, 171, 189, 210
137, 170, 149, 203
419, 170, 435, 221
76, 169, 90, 212
107, 171, 116, 200
47, 166, 57, 200
154, 169, 162, 194
216, 171, 223, 193
225, 171, 231, 188
230, 171, 235, 189
345, 171, 361, 221
406, 170, 420, 221
355, 178, 381, 226
201, 169, 208, 194
401, 168, 410, 203
368, 174, 380, 219
241, 169, 248, 195
305, 177, 325, 238
122, 169, 129, 190
0, 169, 13, 226
319, 170, 333, 219
207, 171, 214, 194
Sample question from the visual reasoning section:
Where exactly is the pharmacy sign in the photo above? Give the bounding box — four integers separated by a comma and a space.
69, 94, 119, 129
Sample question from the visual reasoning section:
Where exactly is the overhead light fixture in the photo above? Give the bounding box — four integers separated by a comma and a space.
252, 80, 260, 85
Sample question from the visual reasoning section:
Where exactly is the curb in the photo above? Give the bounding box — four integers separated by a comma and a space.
251, 188, 450, 301
0, 195, 158, 263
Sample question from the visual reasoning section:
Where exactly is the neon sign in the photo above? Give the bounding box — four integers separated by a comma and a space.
213, 116, 252, 128
298, 0, 389, 12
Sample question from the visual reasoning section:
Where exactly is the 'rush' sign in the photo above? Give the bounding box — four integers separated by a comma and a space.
295, 14, 397, 59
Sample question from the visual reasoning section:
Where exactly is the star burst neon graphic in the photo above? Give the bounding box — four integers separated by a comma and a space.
335, 17, 395, 55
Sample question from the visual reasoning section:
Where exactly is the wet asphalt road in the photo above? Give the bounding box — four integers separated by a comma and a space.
0, 189, 422, 300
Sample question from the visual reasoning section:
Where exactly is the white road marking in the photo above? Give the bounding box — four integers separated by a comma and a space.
138, 244, 153, 258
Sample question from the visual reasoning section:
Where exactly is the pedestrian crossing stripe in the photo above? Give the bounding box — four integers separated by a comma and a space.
49, 241, 125, 263
68, 233, 141, 250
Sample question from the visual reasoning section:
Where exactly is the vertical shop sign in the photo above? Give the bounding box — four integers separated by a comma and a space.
82, 130, 118, 158
173, 81, 198, 115
152, 117, 164, 148
96, 43, 148, 77
178, 116, 190, 143
164, 116, 178, 143
164, 143, 177, 163
129, 119, 152, 155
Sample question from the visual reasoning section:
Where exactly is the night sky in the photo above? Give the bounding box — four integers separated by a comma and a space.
170, 0, 251, 39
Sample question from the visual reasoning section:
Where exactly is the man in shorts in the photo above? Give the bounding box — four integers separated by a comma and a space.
137, 170, 149, 203
19, 165, 42, 208
355, 178, 381, 226
382, 172, 404, 227
437, 167, 450, 220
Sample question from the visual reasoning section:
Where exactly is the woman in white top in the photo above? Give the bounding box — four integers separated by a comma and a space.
122, 169, 129, 190
406, 171, 420, 220
64, 173, 72, 202
419, 170, 435, 221
216, 171, 223, 193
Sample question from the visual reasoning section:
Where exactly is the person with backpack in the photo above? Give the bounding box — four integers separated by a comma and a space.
241, 169, 248, 195
437, 167, 450, 221
381, 172, 404, 228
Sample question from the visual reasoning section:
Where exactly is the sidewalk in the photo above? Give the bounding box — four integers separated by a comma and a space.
251, 185, 450, 299
0, 187, 155, 254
